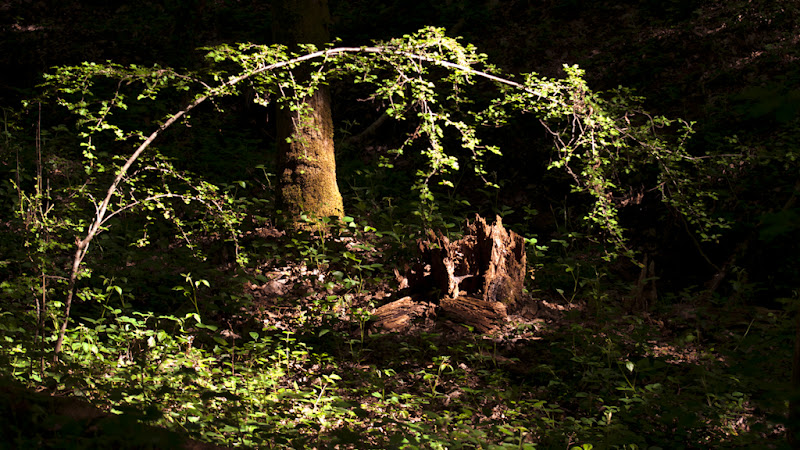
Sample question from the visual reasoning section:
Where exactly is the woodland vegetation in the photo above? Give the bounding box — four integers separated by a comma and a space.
1, 1, 798, 448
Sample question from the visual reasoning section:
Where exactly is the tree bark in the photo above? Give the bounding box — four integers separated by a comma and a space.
272, 0, 343, 226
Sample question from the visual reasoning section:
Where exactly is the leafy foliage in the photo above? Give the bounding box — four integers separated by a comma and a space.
34, 27, 728, 258
0, 271, 790, 447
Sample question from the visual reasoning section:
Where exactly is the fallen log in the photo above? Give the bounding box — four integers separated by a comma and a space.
439, 296, 507, 333
372, 296, 435, 332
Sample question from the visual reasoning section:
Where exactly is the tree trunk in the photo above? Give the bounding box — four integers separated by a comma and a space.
272, 0, 343, 226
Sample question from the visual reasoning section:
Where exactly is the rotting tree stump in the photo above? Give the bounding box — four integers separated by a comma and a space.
373, 214, 529, 334
419, 214, 527, 308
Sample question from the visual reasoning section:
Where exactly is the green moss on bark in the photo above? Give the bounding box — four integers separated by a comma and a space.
273, 0, 343, 228
277, 87, 343, 221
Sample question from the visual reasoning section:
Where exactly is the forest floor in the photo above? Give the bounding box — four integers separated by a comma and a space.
4, 220, 792, 448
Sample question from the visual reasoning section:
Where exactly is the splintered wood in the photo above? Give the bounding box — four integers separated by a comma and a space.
419, 214, 527, 308
373, 214, 528, 334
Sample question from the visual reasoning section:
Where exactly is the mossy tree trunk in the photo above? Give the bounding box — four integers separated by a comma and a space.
272, 0, 343, 226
